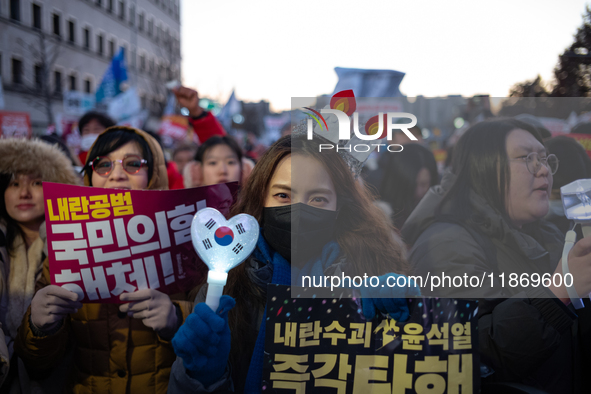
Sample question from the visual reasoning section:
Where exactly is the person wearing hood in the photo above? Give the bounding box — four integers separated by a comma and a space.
401, 118, 591, 393
0, 138, 80, 389
15, 127, 193, 394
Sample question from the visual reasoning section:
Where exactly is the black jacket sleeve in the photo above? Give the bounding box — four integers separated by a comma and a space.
408, 223, 576, 385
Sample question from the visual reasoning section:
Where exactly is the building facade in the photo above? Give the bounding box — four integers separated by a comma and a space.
0, 0, 181, 133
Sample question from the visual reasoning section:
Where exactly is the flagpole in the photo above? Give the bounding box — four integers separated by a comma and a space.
130, 0, 137, 88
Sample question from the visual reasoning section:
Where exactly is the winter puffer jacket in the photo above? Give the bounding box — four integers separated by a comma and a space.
401, 170, 591, 394
15, 128, 193, 394
0, 138, 81, 389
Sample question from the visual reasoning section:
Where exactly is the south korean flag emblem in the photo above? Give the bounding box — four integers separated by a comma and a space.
191, 207, 259, 272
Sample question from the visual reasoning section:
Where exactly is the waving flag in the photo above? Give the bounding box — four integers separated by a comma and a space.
217, 90, 241, 129
96, 48, 128, 104
333, 67, 405, 97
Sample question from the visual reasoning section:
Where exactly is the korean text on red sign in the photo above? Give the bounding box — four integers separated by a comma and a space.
44, 182, 239, 303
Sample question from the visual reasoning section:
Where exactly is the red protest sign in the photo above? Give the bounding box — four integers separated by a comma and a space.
43, 182, 239, 303
0, 111, 32, 138
566, 133, 591, 160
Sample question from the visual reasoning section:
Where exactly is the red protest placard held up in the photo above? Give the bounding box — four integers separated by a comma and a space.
43, 182, 239, 303
0, 111, 32, 138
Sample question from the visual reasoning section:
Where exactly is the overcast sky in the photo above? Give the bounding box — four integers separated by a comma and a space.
181, 0, 589, 111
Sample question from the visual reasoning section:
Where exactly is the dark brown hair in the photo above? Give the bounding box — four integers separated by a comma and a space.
0, 173, 37, 253
379, 143, 439, 229
223, 133, 410, 368
441, 118, 543, 223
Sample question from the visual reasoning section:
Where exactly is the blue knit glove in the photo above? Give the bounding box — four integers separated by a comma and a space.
359, 273, 420, 321
172, 295, 236, 387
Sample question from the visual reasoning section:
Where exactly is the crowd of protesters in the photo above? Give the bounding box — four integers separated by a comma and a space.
1, 85, 591, 393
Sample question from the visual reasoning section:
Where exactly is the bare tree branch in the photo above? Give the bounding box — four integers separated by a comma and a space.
14, 31, 62, 125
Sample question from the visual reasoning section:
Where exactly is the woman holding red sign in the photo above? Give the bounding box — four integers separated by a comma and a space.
16, 127, 193, 394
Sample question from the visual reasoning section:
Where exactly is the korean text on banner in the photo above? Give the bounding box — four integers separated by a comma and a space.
566, 133, 591, 160
44, 182, 239, 303
263, 285, 479, 393
0, 111, 32, 138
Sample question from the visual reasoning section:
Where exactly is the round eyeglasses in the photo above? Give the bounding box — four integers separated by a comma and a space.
511, 152, 559, 175
91, 155, 148, 176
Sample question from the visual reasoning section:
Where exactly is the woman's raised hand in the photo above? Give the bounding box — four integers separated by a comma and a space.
172, 86, 203, 118
119, 289, 179, 340
30, 285, 82, 333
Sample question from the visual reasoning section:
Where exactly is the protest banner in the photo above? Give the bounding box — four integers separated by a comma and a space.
0, 111, 32, 138
44, 182, 239, 303
538, 116, 570, 135
158, 114, 195, 146
63, 91, 96, 117
263, 285, 478, 393
567, 133, 591, 159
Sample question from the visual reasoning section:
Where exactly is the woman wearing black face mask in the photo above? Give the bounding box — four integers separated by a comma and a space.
169, 134, 415, 393
261, 202, 339, 265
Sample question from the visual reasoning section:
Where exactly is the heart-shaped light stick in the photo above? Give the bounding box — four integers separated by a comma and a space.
191, 208, 259, 312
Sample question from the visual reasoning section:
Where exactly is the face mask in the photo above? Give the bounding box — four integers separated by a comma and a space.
262, 203, 338, 264
80, 134, 99, 152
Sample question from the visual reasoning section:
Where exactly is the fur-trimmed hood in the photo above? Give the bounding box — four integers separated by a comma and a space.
0, 138, 81, 185
83, 126, 168, 190
0, 138, 80, 345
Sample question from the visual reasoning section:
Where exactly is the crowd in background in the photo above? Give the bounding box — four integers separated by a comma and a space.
1, 85, 591, 393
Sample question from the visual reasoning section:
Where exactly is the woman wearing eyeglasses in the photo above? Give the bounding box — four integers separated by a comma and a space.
16, 127, 192, 394
401, 118, 591, 393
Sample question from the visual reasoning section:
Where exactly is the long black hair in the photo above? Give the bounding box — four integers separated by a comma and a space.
223, 133, 409, 384
546, 136, 591, 190
78, 111, 115, 132
379, 144, 438, 228
440, 118, 543, 223
84, 127, 154, 185
0, 173, 26, 253
195, 135, 243, 164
